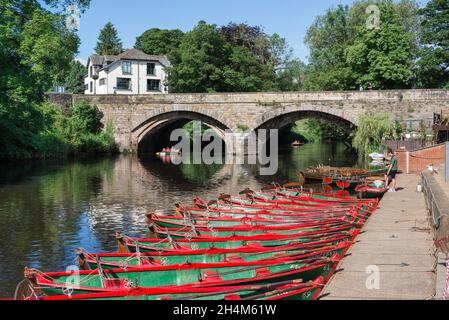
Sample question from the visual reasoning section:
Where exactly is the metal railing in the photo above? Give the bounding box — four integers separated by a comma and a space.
385, 140, 437, 152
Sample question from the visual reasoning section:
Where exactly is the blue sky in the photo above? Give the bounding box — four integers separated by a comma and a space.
61, 0, 429, 63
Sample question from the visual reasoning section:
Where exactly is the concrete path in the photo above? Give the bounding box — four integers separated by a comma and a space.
322, 174, 437, 300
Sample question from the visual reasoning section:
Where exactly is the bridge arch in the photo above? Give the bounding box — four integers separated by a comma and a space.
253, 106, 358, 131
132, 109, 232, 154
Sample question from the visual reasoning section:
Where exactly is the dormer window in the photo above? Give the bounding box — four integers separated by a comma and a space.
122, 61, 132, 75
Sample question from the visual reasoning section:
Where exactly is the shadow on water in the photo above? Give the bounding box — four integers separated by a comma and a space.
0, 143, 358, 297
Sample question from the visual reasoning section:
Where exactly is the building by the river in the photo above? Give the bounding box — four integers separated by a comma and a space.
84, 48, 170, 95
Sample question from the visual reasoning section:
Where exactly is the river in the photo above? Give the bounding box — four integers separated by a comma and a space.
0, 142, 359, 298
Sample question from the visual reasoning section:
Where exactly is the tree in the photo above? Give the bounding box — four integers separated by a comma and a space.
304, 5, 357, 91
417, 0, 449, 88
353, 114, 396, 156
276, 59, 306, 91
135, 28, 184, 55
0, 0, 89, 159
168, 21, 276, 93
218, 23, 292, 72
19, 9, 80, 91
345, 2, 413, 89
64, 60, 87, 94
304, 0, 420, 91
94, 22, 123, 56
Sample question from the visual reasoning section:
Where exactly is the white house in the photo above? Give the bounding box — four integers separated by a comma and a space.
84, 48, 170, 95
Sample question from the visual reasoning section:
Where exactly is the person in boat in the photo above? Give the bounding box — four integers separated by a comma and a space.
385, 148, 398, 193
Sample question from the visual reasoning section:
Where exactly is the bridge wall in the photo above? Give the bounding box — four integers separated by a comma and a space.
46, 90, 449, 153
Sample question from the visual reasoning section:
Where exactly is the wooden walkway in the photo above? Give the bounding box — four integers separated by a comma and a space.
322, 174, 437, 300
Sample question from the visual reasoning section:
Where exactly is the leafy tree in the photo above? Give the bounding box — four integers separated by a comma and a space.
219, 23, 291, 70
219, 23, 270, 61
0, 0, 85, 159
94, 22, 123, 56
169, 21, 276, 93
276, 59, 306, 91
304, 5, 357, 91
345, 2, 414, 89
135, 28, 184, 55
64, 60, 87, 94
304, 0, 420, 91
417, 0, 449, 88
353, 114, 396, 156
19, 9, 80, 91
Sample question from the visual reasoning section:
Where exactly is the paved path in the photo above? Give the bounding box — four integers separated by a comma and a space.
322, 174, 437, 300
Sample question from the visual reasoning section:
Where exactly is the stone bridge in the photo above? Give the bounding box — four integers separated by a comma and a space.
49, 90, 449, 154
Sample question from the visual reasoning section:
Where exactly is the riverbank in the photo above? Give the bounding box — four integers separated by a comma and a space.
322, 174, 436, 300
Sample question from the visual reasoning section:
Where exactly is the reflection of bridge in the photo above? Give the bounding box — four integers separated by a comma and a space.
52, 90, 449, 154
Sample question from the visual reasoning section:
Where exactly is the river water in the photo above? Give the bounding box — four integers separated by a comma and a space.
0, 143, 359, 298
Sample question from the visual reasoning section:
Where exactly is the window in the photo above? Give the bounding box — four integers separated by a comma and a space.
147, 63, 156, 75
147, 79, 160, 91
89, 66, 93, 77
99, 78, 106, 86
122, 61, 132, 75
89, 81, 93, 93
116, 78, 131, 90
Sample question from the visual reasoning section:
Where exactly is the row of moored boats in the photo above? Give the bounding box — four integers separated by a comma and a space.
11, 185, 380, 301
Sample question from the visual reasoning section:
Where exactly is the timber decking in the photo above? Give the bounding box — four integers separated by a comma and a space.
322, 174, 436, 300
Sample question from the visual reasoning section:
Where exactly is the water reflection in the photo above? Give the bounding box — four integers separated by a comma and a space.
0, 143, 357, 297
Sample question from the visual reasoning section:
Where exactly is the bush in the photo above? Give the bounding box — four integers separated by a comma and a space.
32, 131, 71, 158
71, 101, 103, 136
72, 121, 116, 155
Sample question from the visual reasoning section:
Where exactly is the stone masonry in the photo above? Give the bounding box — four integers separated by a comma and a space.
46, 90, 449, 153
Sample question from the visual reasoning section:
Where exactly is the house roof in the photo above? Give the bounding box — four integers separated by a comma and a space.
87, 49, 171, 69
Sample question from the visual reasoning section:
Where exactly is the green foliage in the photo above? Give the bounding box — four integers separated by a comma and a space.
304, 0, 421, 91
353, 114, 396, 156
304, 4, 357, 90
417, 0, 449, 88
63, 60, 87, 94
168, 21, 289, 93
292, 119, 353, 145
236, 124, 250, 132
135, 28, 184, 55
19, 9, 80, 89
71, 101, 102, 135
94, 22, 123, 56
276, 59, 306, 91
168, 22, 270, 92
278, 124, 309, 145
346, 2, 414, 89
72, 122, 116, 155
183, 121, 211, 140
0, 0, 82, 159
